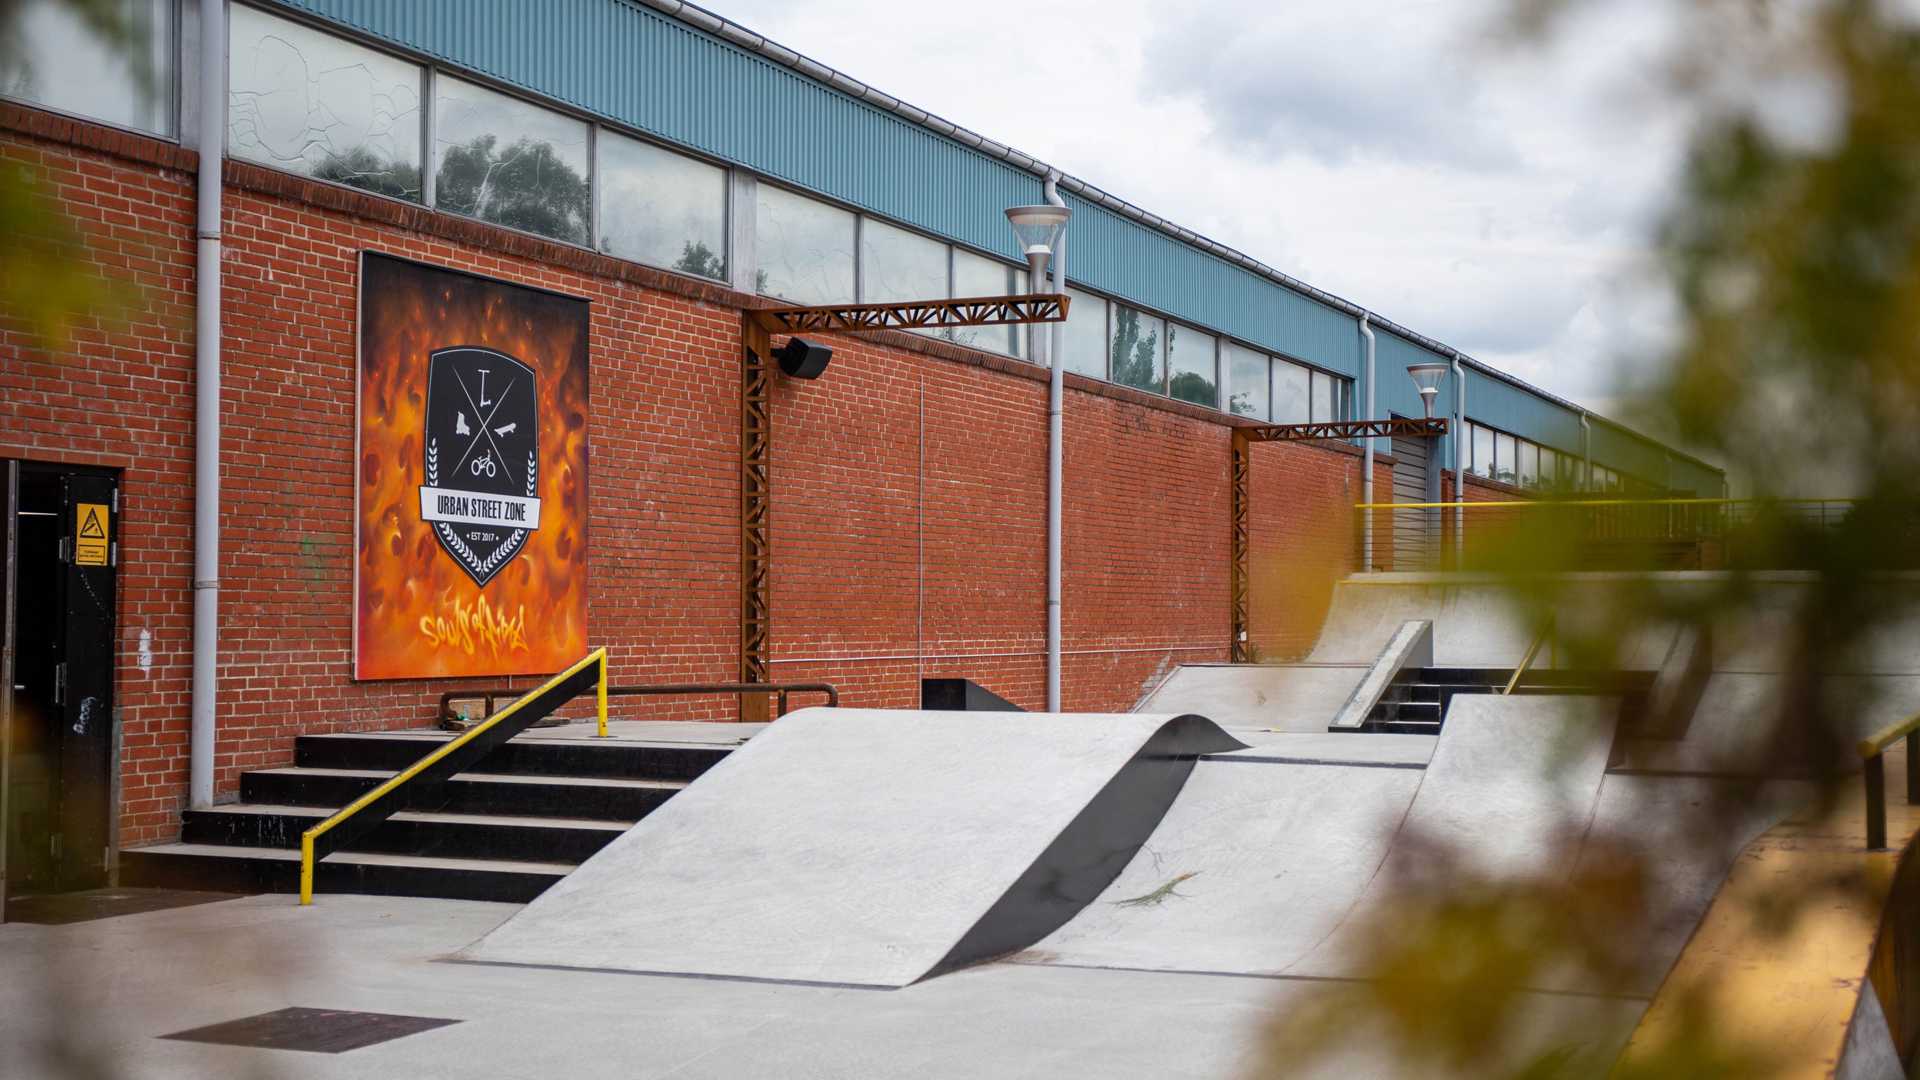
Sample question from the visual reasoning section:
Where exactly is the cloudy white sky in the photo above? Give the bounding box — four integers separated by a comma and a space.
708, 0, 1700, 414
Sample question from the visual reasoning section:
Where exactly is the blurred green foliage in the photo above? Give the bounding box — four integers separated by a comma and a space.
1262, 1, 1920, 1076
0, 0, 141, 355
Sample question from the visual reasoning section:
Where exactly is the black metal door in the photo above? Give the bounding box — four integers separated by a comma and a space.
53, 472, 116, 889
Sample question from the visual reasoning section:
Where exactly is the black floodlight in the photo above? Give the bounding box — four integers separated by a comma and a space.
775, 336, 832, 379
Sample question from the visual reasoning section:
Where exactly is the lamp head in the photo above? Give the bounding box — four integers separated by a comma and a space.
1004, 204, 1071, 259
1406, 362, 1449, 418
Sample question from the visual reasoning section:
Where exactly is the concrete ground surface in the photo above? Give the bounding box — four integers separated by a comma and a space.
0, 891, 1643, 1080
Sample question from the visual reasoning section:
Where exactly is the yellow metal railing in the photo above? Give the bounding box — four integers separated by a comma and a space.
1502, 620, 1552, 696
1350, 497, 1859, 511
298, 647, 608, 905
1859, 712, 1920, 851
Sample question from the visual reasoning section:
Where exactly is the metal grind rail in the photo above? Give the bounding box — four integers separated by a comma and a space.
1503, 618, 1555, 696
298, 648, 609, 905
1860, 714, 1920, 851
439, 681, 839, 734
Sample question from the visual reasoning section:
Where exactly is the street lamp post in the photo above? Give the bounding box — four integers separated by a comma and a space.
1006, 200, 1071, 711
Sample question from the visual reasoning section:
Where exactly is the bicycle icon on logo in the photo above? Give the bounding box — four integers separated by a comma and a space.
470, 450, 498, 478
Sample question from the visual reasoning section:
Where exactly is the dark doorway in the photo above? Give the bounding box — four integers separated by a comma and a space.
3, 461, 119, 911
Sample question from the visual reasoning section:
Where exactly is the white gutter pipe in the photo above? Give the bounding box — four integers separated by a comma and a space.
190, 0, 224, 810
1580, 412, 1594, 490
1360, 315, 1376, 570
1451, 351, 1466, 558
1044, 172, 1066, 713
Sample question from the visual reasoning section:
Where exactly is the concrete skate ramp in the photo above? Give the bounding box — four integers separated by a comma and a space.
1568, 773, 1811, 994
1137, 663, 1366, 732
1308, 575, 1679, 669
1020, 694, 1618, 980
1017, 759, 1422, 975
1616, 673, 1920, 775
460, 708, 1244, 988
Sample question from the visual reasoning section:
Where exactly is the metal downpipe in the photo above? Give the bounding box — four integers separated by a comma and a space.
1360, 315, 1376, 570
1044, 172, 1065, 712
190, 0, 224, 810
1580, 412, 1594, 490
1452, 351, 1466, 561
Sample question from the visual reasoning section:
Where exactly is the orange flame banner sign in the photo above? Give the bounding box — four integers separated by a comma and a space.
354, 253, 590, 679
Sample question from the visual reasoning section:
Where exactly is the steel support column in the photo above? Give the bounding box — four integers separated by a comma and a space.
1230, 416, 1447, 658
1229, 430, 1251, 663
740, 319, 773, 720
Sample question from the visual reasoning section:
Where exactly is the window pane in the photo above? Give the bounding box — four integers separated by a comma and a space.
435, 76, 590, 244
1517, 441, 1539, 487
7, 0, 173, 135
598, 130, 726, 279
1167, 324, 1217, 407
1537, 447, 1555, 489
1061, 287, 1106, 378
754, 184, 855, 303
1495, 432, 1517, 484
860, 217, 946, 303
1472, 423, 1495, 479
1226, 343, 1269, 420
1273, 361, 1310, 424
229, 5, 421, 200
1109, 305, 1165, 394
1309, 372, 1335, 422
950, 248, 1021, 357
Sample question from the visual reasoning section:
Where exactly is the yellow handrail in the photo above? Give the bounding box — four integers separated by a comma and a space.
1859, 713, 1920, 760
1352, 497, 1858, 510
298, 647, 608, 905
1503, 621, 1551, 696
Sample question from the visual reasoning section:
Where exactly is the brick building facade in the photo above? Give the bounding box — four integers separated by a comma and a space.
2, 105, 1385, 846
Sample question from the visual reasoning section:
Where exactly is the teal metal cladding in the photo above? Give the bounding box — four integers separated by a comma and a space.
270, 0, 1361, 372
271, 0, 1716, 489
1464, 367, 1585, 454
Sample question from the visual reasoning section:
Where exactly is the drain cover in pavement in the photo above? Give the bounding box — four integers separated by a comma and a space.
160, 1007, 460, 1053
4, 888, 240, 925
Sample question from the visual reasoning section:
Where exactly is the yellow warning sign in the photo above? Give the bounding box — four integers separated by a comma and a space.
75, 503, 109, 566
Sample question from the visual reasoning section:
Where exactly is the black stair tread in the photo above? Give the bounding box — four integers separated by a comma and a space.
129, 842, 575, 875
246, 766, 685, 791
190, 803, 634, 831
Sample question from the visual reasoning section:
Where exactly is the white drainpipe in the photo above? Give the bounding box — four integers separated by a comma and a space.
190, 0, 224, 809
1360, 314, 1376, 569
1451, 352, 1466, 557
1044, 172, 1066, 712
1580, 412, 1594, 489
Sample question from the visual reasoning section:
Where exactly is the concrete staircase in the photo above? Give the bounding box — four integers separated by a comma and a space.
1356, 667, 1654, 735
122, 730, 738, 902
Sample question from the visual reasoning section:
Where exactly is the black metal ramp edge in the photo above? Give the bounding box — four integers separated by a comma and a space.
923, 714, 1246, 981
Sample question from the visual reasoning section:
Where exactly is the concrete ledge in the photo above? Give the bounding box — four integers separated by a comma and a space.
1618, 740, 1920, 1076
1329, 619, 1433, 730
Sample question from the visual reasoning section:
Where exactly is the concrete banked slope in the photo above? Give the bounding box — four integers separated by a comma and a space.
461, 708, 1243, 987
1019, 696, 1625, 980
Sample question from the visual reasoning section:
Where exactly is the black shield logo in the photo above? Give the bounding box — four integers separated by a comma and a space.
420, 347, 541, 587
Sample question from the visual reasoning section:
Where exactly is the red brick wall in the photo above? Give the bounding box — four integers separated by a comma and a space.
1243, 441, 1381, 659
0, 111, 198, 844
1450, 472, 1533, 568
2, 106, 1374, 842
